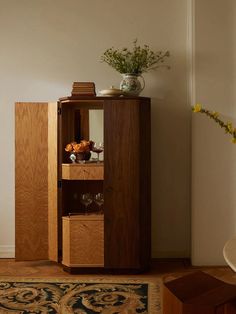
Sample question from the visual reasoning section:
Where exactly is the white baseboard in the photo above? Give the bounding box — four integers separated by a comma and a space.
0, 245, 15, 258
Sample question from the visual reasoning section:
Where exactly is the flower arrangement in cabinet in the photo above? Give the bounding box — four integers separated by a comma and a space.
65, 140, 104, 163
65, 140, 93, 163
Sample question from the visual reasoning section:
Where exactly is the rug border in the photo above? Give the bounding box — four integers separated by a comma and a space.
0, 277, 161, 313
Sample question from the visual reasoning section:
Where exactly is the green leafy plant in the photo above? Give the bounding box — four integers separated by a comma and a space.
101, 39, 170, 75
192, 104, 236, 143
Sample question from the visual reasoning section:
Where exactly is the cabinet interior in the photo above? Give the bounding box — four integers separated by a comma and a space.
58, 101, 105, 266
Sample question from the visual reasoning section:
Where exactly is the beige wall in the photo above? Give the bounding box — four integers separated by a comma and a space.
0, 0, 190, 258
192, 0, 236, 265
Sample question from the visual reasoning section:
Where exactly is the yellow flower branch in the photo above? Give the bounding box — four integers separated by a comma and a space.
192, 104, 236, 143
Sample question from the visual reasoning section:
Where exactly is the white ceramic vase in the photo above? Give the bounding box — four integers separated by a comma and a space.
120, 74, 145, 96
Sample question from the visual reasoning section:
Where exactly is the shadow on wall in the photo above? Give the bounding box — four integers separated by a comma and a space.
193, 0, 236, 266
150, 87, 191, 258
192, 113, 236, 265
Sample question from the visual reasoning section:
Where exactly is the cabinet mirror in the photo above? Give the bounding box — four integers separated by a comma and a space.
89, 109, 104, 161
61, 106, 103, 164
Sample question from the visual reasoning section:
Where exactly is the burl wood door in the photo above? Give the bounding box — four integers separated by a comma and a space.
104, 98, 151, 270
15, 102, 58, 261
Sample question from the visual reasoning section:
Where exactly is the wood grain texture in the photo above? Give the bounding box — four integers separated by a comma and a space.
78, 109, 89, 141
59, 96, 149, 102
221, 302, 236, 314
163, 286, 183, 314
62, 215, 104, 267
15, 102, 48, 261
58, 97, 150, 271
59, 97, 104, 107
104, 98, 151, 269
163, 271, 236, 314
48, 102, 58, 262
58, 100, 104, 258
60, 107, 76, 164
0, 258, 234, 281
139, 98, 151, 269
62, 163, 104, 180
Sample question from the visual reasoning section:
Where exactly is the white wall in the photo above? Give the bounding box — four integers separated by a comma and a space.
0, 0, 190, 258
192, 0, 236, 265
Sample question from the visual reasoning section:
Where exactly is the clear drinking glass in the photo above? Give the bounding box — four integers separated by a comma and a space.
80, 193, 93, 214
91, 142, 104, 162
94, 193, 104, 213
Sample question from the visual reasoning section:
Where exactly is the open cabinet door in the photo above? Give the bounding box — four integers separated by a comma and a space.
48, 102, 58, 262
15, 102, 58, 261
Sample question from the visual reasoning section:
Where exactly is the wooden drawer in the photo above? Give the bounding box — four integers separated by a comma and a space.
62, 163, 104, 180
62, 214, 104, 267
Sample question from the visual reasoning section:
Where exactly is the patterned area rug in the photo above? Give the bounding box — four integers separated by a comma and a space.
0, 278, 161, 313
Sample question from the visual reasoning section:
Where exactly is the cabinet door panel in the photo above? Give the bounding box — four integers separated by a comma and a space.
104, 99, 150, 269
15, 103, 49, 260
48, 102, 58, 261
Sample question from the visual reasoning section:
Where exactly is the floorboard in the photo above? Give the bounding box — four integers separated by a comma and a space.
0, 258, 235, 285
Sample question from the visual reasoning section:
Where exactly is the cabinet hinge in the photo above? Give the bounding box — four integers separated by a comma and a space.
58, 180, 62, 188
57, 107, 62, 115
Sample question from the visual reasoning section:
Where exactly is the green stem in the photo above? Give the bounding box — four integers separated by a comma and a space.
192, 104, 236, 143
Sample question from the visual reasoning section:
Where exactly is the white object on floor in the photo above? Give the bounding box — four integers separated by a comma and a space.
223, 236, 236, 272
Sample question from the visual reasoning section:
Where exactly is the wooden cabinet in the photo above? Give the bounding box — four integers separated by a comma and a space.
15, 96, 151, 272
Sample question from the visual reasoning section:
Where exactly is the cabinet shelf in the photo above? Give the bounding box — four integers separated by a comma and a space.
62, 163, 104, 180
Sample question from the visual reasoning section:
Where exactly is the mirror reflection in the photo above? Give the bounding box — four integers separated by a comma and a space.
89, 110, 104, 161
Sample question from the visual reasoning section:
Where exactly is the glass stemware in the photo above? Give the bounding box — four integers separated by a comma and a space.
94, 193, 104, 213
80, 193, 93, 214
91, 142, 104, 162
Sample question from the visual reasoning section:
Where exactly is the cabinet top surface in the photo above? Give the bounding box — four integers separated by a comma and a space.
59, 95, 150, 103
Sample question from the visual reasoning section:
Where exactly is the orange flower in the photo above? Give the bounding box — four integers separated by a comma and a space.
65, 140, 93, 153
65, 143, 74, 152
80, 140, 90, 152
73, 143, 84, 153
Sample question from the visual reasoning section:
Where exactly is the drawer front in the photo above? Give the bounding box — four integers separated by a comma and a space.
62, 218, 104, 267
62, 164, 104, 180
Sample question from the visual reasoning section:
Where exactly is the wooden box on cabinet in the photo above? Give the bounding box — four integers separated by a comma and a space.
62, 215, 104, 267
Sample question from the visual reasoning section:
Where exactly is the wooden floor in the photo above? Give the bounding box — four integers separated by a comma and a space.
0, 258, 236, 285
